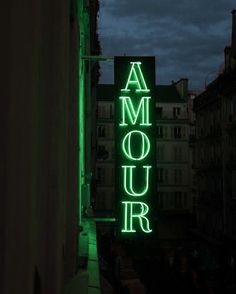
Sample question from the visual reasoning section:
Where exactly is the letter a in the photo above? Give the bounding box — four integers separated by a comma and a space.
121, 62, 150, 93
122, 165, 151, 196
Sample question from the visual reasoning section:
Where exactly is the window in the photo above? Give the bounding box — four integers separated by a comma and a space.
163, 192, 169, 209
97, 125, 106, 137
97, 190, 106, 209
97, 145, 109, 160
157, 168, 164, 183
156, 168, 168, 183
163, 126, 168, 138
174, 146, 182, 160
169, 192, 175, 208
165, 169, 169, 183
174, 169, 182, 184
110, 104, 114, 119
111, 168, 115, 184
173, 107, 180, 118
156, 107, 163, 119
105, 192, 113, 210
109, 125, 114, 139
157, 145, 164, 160
98, 105, 107, 118
232, 171, 236, 199
157, 126, 163, 138
174, 127, 182, 138
183, 192, 188, 208
97, 167, 105, 184
158, 192, 163, 209
175, 191, 182, 208
164, 192, 174, 209
111, 146, 115, 160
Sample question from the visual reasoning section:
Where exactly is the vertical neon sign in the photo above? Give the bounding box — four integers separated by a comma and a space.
115, 57, 155, 235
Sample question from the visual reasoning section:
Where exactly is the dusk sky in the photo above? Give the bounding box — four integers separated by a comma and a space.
98, 0, 235, 90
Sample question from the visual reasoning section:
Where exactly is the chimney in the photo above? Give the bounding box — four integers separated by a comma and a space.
224, 46, 231, 72
232, 9, 236, 57
175, 78, 188, 101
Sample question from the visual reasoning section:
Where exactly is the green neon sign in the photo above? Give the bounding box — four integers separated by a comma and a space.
115, 56, 156, 236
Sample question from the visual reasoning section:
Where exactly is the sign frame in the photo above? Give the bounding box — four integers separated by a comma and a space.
114, 56, 156, 238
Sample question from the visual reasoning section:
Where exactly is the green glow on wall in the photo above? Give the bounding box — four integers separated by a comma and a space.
122, 165, 151, 196
122, 130, 150, 161
119, 96, 151, 126
121, 62, 150, 93
115, 56, 155, 236
78, 1, 87, 226
121, 201, 152, 233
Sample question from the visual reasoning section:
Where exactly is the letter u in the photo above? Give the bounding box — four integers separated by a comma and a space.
122, 165, 151, 196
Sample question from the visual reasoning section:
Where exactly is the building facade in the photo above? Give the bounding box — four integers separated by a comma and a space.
155, 80, 193, 241
95, 85, 115, 214
1, 1, 101, 294
193, 9, 236, 278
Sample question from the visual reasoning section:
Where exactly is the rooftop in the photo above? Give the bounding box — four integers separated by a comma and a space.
97, 84, 184, 103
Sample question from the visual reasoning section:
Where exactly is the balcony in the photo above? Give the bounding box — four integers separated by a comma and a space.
156, 110, 188, 121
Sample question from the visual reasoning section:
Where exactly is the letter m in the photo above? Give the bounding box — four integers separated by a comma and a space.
119, 96, 151, 126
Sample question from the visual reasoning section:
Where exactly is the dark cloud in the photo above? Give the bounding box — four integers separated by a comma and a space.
98, 0, 235, 89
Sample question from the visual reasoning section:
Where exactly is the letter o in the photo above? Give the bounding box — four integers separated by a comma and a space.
122, 130, 150, 160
